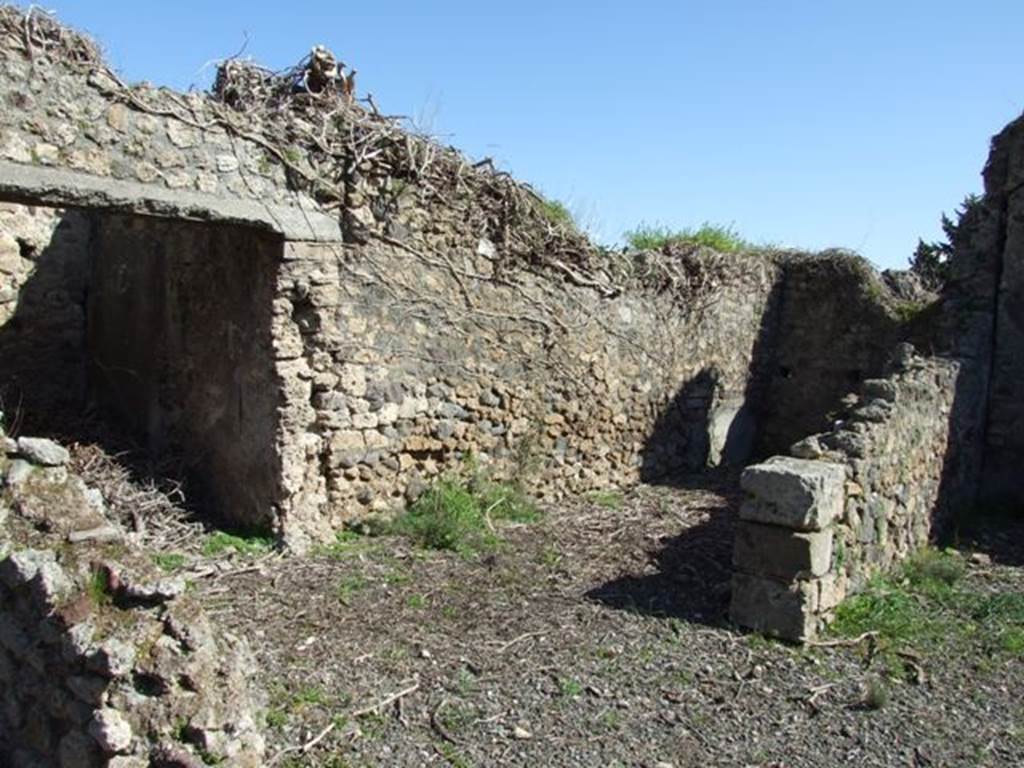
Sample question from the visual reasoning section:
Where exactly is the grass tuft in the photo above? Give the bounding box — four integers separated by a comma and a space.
202, 531, 274, 557
586, 490, 624, 510
86, 568, 112, 606
536, 196, 577, 231
389, 467, 539, 556
863, 676, 889, 710
830, 548, 1024, 662
558, 678, 584, 698
152, 552, 187, 572
623, 222, 754, 253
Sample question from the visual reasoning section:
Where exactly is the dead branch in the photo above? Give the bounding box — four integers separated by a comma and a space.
806, 631, 879, 648
350, 679, 420, 718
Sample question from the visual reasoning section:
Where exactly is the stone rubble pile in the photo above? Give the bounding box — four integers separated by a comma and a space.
0, 420, 266, 767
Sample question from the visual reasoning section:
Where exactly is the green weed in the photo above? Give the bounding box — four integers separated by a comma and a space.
336, 574, 368, 605
893, 299, 930, 323
600, 709, 623, 731
454, 669, 478, 697
536, 196, 577, 231
202, 531, 274, 557
357, 711, 387, 740
292, 685, 327, 710
558, 678, 583, 698
904, 548, 965, 590
152, 552, 186, 572
623, 221, 754, 253
439, 701, 476, 733
831, 548, 1024, 659
586, 490, 624, 510
538, 544, 562, 568
318, 527, 376, 560
863, 676, 889, 710
389, 470, 539, 556
86, 568, 112, 606
265, 707, 287, 729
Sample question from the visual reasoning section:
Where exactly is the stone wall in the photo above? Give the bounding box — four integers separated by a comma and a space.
0, 197, 798, 547
730, 112, 1024, 641
981, 114, 1024, 508
755, 254, 904, 455
730, 351, 988, 640
0, 429, 264, 767
0, 203, 91, 428
271, 240, 785, 545
0, 22, 302, 211
0, 199, 920, 554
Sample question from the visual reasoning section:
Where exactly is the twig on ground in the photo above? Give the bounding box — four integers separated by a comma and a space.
492, 631, 544, 653
806, 631, 879, 648
267, 720, 337, 766
351, 679, 420, 718
431, 697, 464, 744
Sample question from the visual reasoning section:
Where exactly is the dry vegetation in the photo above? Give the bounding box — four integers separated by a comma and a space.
191, 479, 1024, 767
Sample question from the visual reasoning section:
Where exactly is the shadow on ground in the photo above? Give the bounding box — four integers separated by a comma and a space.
952, 510, 1024, 568
586, 471, 739, 628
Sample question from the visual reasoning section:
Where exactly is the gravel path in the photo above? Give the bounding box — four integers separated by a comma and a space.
202, 476, 1024, 768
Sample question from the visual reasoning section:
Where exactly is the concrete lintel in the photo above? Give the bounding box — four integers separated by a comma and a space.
0, 160, 344, 242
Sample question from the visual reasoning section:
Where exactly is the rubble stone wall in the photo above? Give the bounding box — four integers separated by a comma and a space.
272, 240, 785, 545
0, 37, 306, 211
755, 255, 904, 455
0, 203, 91, 427
981, 115, 1024, 509
730, 353, 988, 640
0, 430, 265, 767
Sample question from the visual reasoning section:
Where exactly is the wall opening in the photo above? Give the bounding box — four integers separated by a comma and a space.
0, 202, 285, 533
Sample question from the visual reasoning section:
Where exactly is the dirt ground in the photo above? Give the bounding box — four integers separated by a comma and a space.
198, 474, 1024, 768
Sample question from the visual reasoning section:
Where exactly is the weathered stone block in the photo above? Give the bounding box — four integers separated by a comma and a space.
729, 572, 818, 641
816, 572, 848, 612
732, 522, 833, 580
16, 436, 70, 466
739, 456, 846, 531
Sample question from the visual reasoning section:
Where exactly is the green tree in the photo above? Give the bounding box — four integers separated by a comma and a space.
910, 194, 983, 291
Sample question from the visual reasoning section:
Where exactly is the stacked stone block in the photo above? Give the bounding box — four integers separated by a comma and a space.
731, 353, 988, 641
730, 457, 846, 641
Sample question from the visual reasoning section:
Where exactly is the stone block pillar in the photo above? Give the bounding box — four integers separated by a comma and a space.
729, 456, 847, 641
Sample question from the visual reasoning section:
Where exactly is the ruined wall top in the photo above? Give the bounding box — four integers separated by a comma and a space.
0, 5, 918, 310
984, 112, 1024, 199
0, 5, 345, 240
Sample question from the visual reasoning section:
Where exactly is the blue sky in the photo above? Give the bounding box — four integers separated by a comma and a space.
35, 1, 1024, 269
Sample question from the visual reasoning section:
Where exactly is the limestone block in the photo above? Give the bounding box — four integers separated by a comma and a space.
707, 397, 755, 467
739, 456, 846, 531
88, 708, 133, 754
816, 572, 848, 612
0, 549, 73, 608
17, 436, 70, 466
732, 522, 833, 580
729, 572, 818, 641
